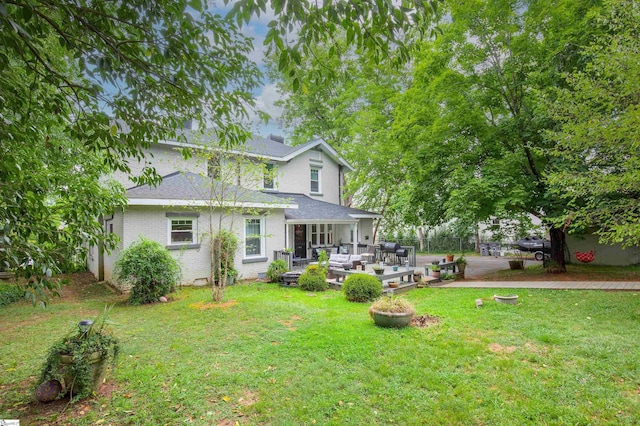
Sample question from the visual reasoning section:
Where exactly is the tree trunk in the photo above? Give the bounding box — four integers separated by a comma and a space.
547, 226, 566, 273
418, 227, 425, 251
474, 227, 481, 254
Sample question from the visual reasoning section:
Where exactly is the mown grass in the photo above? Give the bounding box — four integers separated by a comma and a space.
1, 280, 639, 425
483, 263, 640, 281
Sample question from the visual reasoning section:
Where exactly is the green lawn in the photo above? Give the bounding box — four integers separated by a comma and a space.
1, 279, 639, 425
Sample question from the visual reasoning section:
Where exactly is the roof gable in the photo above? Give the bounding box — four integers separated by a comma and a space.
159, 132, 354, 171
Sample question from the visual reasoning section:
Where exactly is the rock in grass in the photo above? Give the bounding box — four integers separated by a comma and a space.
159, 296, 168, 303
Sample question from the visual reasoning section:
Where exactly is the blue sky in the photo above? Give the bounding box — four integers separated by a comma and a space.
216, 4, 288, 138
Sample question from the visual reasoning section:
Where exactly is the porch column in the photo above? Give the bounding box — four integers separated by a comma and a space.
353, 222, 358, 254
285, 223, 289, 249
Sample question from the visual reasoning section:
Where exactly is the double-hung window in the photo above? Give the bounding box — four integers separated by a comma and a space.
245, 217, 265, 258
168, 217, 198, 246
310, 168, 320, 193
264, 163, 275, 190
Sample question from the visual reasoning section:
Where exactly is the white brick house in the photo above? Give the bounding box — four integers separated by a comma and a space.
88, 133, 380, 284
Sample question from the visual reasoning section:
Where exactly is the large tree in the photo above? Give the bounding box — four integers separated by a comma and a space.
392, 0, 605, 271
546, 0, 640, 247
1, 0, 437, 301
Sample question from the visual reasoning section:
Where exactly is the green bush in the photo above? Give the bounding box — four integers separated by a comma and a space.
343, 274, 382, 302
115, 238, 181, 305
0, 283, 22, 307
298, 264, 327, 292
267, 259, 289, 283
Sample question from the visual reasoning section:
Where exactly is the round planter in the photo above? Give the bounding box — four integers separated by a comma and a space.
369, 309, 414, 328
373, 269, 384, 275
37, 351, 106, 402
432, 270, 441, 279
457, 263, 466, 278
61, 351, 107, 396
494, 294, 519, 305
446, 255, 454, 262
388, 282, 399, 288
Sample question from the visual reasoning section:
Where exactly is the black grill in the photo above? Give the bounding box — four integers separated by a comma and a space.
395, 248, 408, 258
380, 242, 400, 253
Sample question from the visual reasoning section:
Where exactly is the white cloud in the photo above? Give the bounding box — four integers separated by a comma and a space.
244, 83, 289, 136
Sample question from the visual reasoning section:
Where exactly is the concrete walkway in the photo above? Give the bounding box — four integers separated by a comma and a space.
439, 281, 640, 290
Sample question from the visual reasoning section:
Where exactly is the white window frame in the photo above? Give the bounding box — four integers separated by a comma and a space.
244, 217, 266, 258
167, 217, 198, 246
310, 223, 333, 246
264, 163, 276, 190
310, 167, 321, 194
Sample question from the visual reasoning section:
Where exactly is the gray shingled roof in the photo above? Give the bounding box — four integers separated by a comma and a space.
271, 193, 381, 221
127, 172, 291, 206
166, 132, 352, 170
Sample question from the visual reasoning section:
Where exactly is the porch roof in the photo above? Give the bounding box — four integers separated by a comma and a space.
270, 193, 381, 223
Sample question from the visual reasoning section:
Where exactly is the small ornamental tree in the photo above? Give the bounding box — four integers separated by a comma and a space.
213, 230, 239, 298
115, 239, 181, 305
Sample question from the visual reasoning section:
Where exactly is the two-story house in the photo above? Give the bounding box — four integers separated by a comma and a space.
88, 133, 380, 284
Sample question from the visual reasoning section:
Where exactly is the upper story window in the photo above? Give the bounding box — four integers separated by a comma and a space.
264, 163, 275, 190
310, 168, 321, 194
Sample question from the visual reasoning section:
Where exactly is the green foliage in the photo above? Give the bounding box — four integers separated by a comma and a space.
546, 0, 640, 247
39, 308, 119, 402
342, 274, 383, 302
369, 296, 415, 314
115, 239, 181, 305
0, 283, 22, 307
213, 230, 239, 284
298, 264, 327, 292
267, 259, 289, 283
317, 250, 330, 274
0, 1, 257, 304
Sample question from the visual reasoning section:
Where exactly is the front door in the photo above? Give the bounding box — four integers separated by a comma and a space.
294, 225, 307, 258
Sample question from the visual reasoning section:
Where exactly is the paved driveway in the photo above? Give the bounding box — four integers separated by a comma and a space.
416, 254, 518, 279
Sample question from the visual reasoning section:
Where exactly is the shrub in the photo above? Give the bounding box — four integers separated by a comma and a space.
115, 238, 181, 305
298, 264, 327, 291
343, 274, 382, 302
267, 259, 289, 283
0, 283, 22, 307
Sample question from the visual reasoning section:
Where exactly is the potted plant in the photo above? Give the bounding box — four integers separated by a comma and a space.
369, 296, 415, 328
446, 252, 455, 262
36, 309, 119, 402
372, 265, 385, 275
455, 255, 467, 277
429, 265, 441, 279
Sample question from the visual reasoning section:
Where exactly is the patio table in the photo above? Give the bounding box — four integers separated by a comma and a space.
333, 268, 415, 284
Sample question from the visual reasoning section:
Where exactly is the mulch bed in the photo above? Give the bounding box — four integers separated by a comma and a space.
411, 314, 440, 328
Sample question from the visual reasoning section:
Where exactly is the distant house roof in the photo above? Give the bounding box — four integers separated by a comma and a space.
270, 193, 381, 223
160, 132, 354, 172
126, 172, 296, 209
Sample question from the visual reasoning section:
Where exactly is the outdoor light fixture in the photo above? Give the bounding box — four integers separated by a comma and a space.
78, 319, 93, 333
